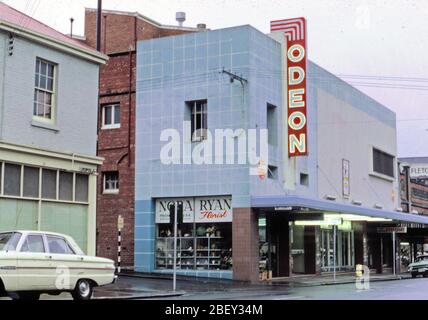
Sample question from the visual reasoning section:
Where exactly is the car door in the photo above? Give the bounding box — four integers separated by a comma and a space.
17, 234, 53, 290
45, 235, 80, 291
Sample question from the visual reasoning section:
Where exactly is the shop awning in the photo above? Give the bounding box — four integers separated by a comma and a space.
251, 195, 428, 225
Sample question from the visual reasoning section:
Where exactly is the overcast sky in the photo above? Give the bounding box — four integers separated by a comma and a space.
3, 0, 428, 158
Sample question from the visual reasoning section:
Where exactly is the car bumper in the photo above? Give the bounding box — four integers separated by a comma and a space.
409, 268, 428, 274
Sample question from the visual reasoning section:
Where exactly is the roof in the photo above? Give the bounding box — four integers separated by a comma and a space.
399, 157, 428, 165
85, 7, 205, 32
252, 195, 428, 225
0, 2, 107, 64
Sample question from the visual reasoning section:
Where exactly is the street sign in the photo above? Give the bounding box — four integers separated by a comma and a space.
117, 215, 124, 230
377, 227, 407, 234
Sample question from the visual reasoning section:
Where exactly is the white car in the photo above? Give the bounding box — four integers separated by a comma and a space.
0, 231, 116, 300
408, 255, 428, 278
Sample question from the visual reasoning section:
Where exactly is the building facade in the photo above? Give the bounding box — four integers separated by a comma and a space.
134, 22, 428, 281
83, 8, 202, 266
0, 3, 107, 254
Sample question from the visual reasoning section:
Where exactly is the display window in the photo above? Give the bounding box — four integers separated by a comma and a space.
156, 222, 232, 271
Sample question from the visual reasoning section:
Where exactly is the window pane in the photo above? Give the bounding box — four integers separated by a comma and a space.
4, 163, 21, 196
47, 78, 53, 91
59, 171, 73, 201
48, 64, 54, 77
75, 174, 89, 202
47, 236, 74, 254
104, 106, 112, 125
104, 172, 119, 191
114, 105, 120, 124
42, 169, 57, 199
23, 166, 39, 198
40, 75, 47, 89
40, 61, 47, 75
21, 235, 45, 253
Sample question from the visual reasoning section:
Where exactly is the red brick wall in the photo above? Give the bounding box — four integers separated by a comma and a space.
84, 9, 195, 267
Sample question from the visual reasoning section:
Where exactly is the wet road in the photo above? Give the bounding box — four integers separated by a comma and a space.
1, 276, 428, 300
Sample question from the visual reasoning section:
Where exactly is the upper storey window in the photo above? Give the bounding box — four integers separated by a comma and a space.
34, 58, 56, 122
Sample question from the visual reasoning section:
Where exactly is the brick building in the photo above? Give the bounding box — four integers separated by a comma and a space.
83, 8, 202, 267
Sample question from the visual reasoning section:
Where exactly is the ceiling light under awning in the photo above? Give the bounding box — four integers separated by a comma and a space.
325, 213, 392, 222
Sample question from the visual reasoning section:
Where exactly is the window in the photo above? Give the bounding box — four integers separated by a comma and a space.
47, 236, 75, 255
300, 173, 309, 186
373, 148, 394, 178
267, 103, 278, 146
42, 169, 57, 199
20, 235, 45, 253
104, 172, 119, 193
102, 104, 120, 129
0, 232, 22, 251
23, 166, 39, 198
268, 165, 278, 179
75, 174, 89, 202
34, 58, 55, 121
4, 163, 21, 196
188, 100, 207, 142
59, 171, 73, 201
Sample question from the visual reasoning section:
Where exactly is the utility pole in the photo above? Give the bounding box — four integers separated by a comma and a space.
96, 0, 102, 51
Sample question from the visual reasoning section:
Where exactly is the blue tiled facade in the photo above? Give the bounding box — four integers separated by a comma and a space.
134, 24, 399, 279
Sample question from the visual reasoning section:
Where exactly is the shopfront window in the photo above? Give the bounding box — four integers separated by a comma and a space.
155, 197, 233, 271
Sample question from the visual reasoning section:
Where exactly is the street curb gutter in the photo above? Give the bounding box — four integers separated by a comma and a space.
94, 291, 186, 300
287, 275, 412, 287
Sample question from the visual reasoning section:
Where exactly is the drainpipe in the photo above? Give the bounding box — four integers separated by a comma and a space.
0, 35, 7, 140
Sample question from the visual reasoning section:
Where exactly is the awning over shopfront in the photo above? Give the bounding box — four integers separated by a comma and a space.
251, 195, 428, 225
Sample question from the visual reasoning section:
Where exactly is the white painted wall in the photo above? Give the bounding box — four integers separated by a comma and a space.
316, 88, 398, 211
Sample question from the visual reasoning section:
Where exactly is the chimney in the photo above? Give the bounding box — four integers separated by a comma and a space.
197, 23, 207, 30
176, 12, 186, 27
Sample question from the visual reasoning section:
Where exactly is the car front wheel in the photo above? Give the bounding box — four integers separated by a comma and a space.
411, 272, 418, 278
72, 279, 94, 301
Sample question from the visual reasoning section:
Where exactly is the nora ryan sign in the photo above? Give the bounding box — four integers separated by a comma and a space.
155, 197, 233, 223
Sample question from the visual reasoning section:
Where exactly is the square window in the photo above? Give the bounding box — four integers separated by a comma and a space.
103, 172, 119, 193
102, 104, 120, 129
187, 100, 208, 142
268, 165, 278, 180
300, 173, 309, 186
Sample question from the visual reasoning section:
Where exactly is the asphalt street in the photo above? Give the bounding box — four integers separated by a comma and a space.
2, 276, 428, 300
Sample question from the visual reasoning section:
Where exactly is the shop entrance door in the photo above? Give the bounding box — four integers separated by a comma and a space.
267, 214, 290, 278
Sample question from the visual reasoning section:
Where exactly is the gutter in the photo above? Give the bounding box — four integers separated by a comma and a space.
0, 20, 108, 65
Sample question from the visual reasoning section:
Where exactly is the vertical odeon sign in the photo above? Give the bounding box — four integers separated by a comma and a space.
271, 18, 308, 157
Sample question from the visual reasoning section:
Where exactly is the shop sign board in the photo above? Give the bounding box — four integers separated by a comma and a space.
271, 17, 308, 157
156, 197, 233, 224
155, 198, 194, 224
195, 197, 233, 223
377, 227, 407, 234
342, 159, 350, 197
410, 164, 428, 179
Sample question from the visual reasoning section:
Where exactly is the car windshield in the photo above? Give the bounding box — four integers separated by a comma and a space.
416, 256, 428, 262
0, 232, 22, 251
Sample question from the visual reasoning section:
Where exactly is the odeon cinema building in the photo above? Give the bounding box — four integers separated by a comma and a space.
133, 17, 428, 281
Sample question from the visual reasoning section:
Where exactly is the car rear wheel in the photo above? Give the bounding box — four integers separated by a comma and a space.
72, 279, 93, 301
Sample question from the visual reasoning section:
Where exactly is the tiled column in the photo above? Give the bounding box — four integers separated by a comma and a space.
354, 222, 369, 266
232, 208, 260, 282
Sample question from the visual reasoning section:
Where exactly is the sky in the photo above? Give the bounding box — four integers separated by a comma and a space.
2, 0, 428, 158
